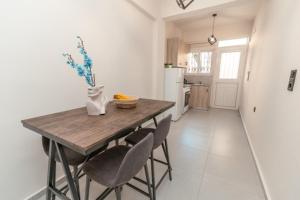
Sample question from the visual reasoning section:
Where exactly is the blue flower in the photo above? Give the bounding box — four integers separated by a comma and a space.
85, 76, 93, 86
77, 67, 85, 77
80, 48, 85, 55
63, 37, 94, 87
84, 58, 93, 69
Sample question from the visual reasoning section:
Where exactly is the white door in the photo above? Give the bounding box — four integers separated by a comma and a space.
212, 48, 246, 109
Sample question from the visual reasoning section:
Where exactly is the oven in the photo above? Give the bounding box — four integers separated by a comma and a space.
183, 86, 191, 113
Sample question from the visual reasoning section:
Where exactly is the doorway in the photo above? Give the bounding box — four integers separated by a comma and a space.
211, 47, 247, 109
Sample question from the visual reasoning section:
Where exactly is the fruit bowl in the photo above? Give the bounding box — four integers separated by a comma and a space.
114, 96, 139, 109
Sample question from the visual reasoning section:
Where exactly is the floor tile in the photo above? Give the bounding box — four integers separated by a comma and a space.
204, 154, 265, 197
40, 108, 266, 200
198, 174, 265, 200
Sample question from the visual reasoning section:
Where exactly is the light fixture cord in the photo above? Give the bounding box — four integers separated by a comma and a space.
212, 15, 216, 35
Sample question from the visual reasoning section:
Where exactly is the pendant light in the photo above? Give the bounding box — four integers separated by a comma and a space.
176, 0, 194, 10
208, 14, 218, 45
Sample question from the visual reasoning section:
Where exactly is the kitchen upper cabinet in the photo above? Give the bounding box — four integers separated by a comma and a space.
166, 38, 188, 67
189, 85, 210, 110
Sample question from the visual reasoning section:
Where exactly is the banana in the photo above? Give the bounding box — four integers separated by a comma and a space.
113, 93, 131, 100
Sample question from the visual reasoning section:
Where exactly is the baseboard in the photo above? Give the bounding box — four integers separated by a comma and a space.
239, 110, 272, 200
24, 175, 67, 200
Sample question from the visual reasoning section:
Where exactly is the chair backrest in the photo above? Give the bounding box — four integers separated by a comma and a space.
153, 114, 172, 149
41, 137, 86, 166
42, 136, 51, 156
113, 133, 154, 186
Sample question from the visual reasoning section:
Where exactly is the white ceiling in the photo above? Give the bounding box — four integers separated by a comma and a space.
173, 0, 262, 31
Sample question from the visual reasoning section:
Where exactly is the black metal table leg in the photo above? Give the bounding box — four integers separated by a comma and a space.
153, 117, 158, 127
55, 142, 80, 200
84, 176, 91, 200
51, 160, 57, 200
46, 140, 56, 200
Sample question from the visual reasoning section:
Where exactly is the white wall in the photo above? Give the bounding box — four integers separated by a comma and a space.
152, 19, 166, 99
0, 0, 156, 199
183, 22, 253, 44
240, 0, 300, 199
126, 0, 166, 100
130, 0, 161, 19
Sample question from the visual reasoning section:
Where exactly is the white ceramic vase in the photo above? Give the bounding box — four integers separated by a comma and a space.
86, 85, 108, 115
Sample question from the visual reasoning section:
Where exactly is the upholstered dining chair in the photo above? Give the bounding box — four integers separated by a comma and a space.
42, 137, 108, 198
83, 133, 154, 200
124, 114, 172, 200
42, 126, 135, 199
111, 127, 135, 146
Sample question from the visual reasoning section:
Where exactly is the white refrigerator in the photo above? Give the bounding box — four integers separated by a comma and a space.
164, 68, 184, 121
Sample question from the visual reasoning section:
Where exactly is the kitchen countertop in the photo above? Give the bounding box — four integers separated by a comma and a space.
184, 83, 209, 87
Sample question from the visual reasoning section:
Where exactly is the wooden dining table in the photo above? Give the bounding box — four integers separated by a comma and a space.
22, 98, 175, 200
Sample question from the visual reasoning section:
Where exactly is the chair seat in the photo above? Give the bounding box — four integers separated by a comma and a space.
125, 128, 155, 146
83, 145, 131, 187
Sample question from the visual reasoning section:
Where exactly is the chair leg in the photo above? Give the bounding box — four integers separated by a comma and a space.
115, 186, 122, 200
161, 143, 167, 159
85, 176, 91, 200
164, 139, 172, 181
150, 151, 156, 200
144, 164, 153, 200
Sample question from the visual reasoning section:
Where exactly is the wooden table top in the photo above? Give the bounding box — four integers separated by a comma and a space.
22, 99, 175, 155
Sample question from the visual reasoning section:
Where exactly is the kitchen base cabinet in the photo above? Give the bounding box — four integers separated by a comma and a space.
189, 85, 209, 110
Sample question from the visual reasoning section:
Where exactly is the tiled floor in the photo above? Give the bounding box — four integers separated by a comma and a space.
63, 109, 266, 200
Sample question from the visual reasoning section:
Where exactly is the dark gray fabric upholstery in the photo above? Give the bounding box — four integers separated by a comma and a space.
83, 133, 154, 188
42, 137, 108, 166
152, 115, 172, 149
83, 146, 130, 187
125, 115, 172, 149
114, 133, 153, 186
111, 127, 135, 141
124, 128, 155, 146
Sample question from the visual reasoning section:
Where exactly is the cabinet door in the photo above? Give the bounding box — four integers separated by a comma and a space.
190, 86, 209, 109
197, 86, 209, 109
178, 41, 185, 66
167, 38, 179, 65
178, 41, 188, 67
189, 86, 198, 108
